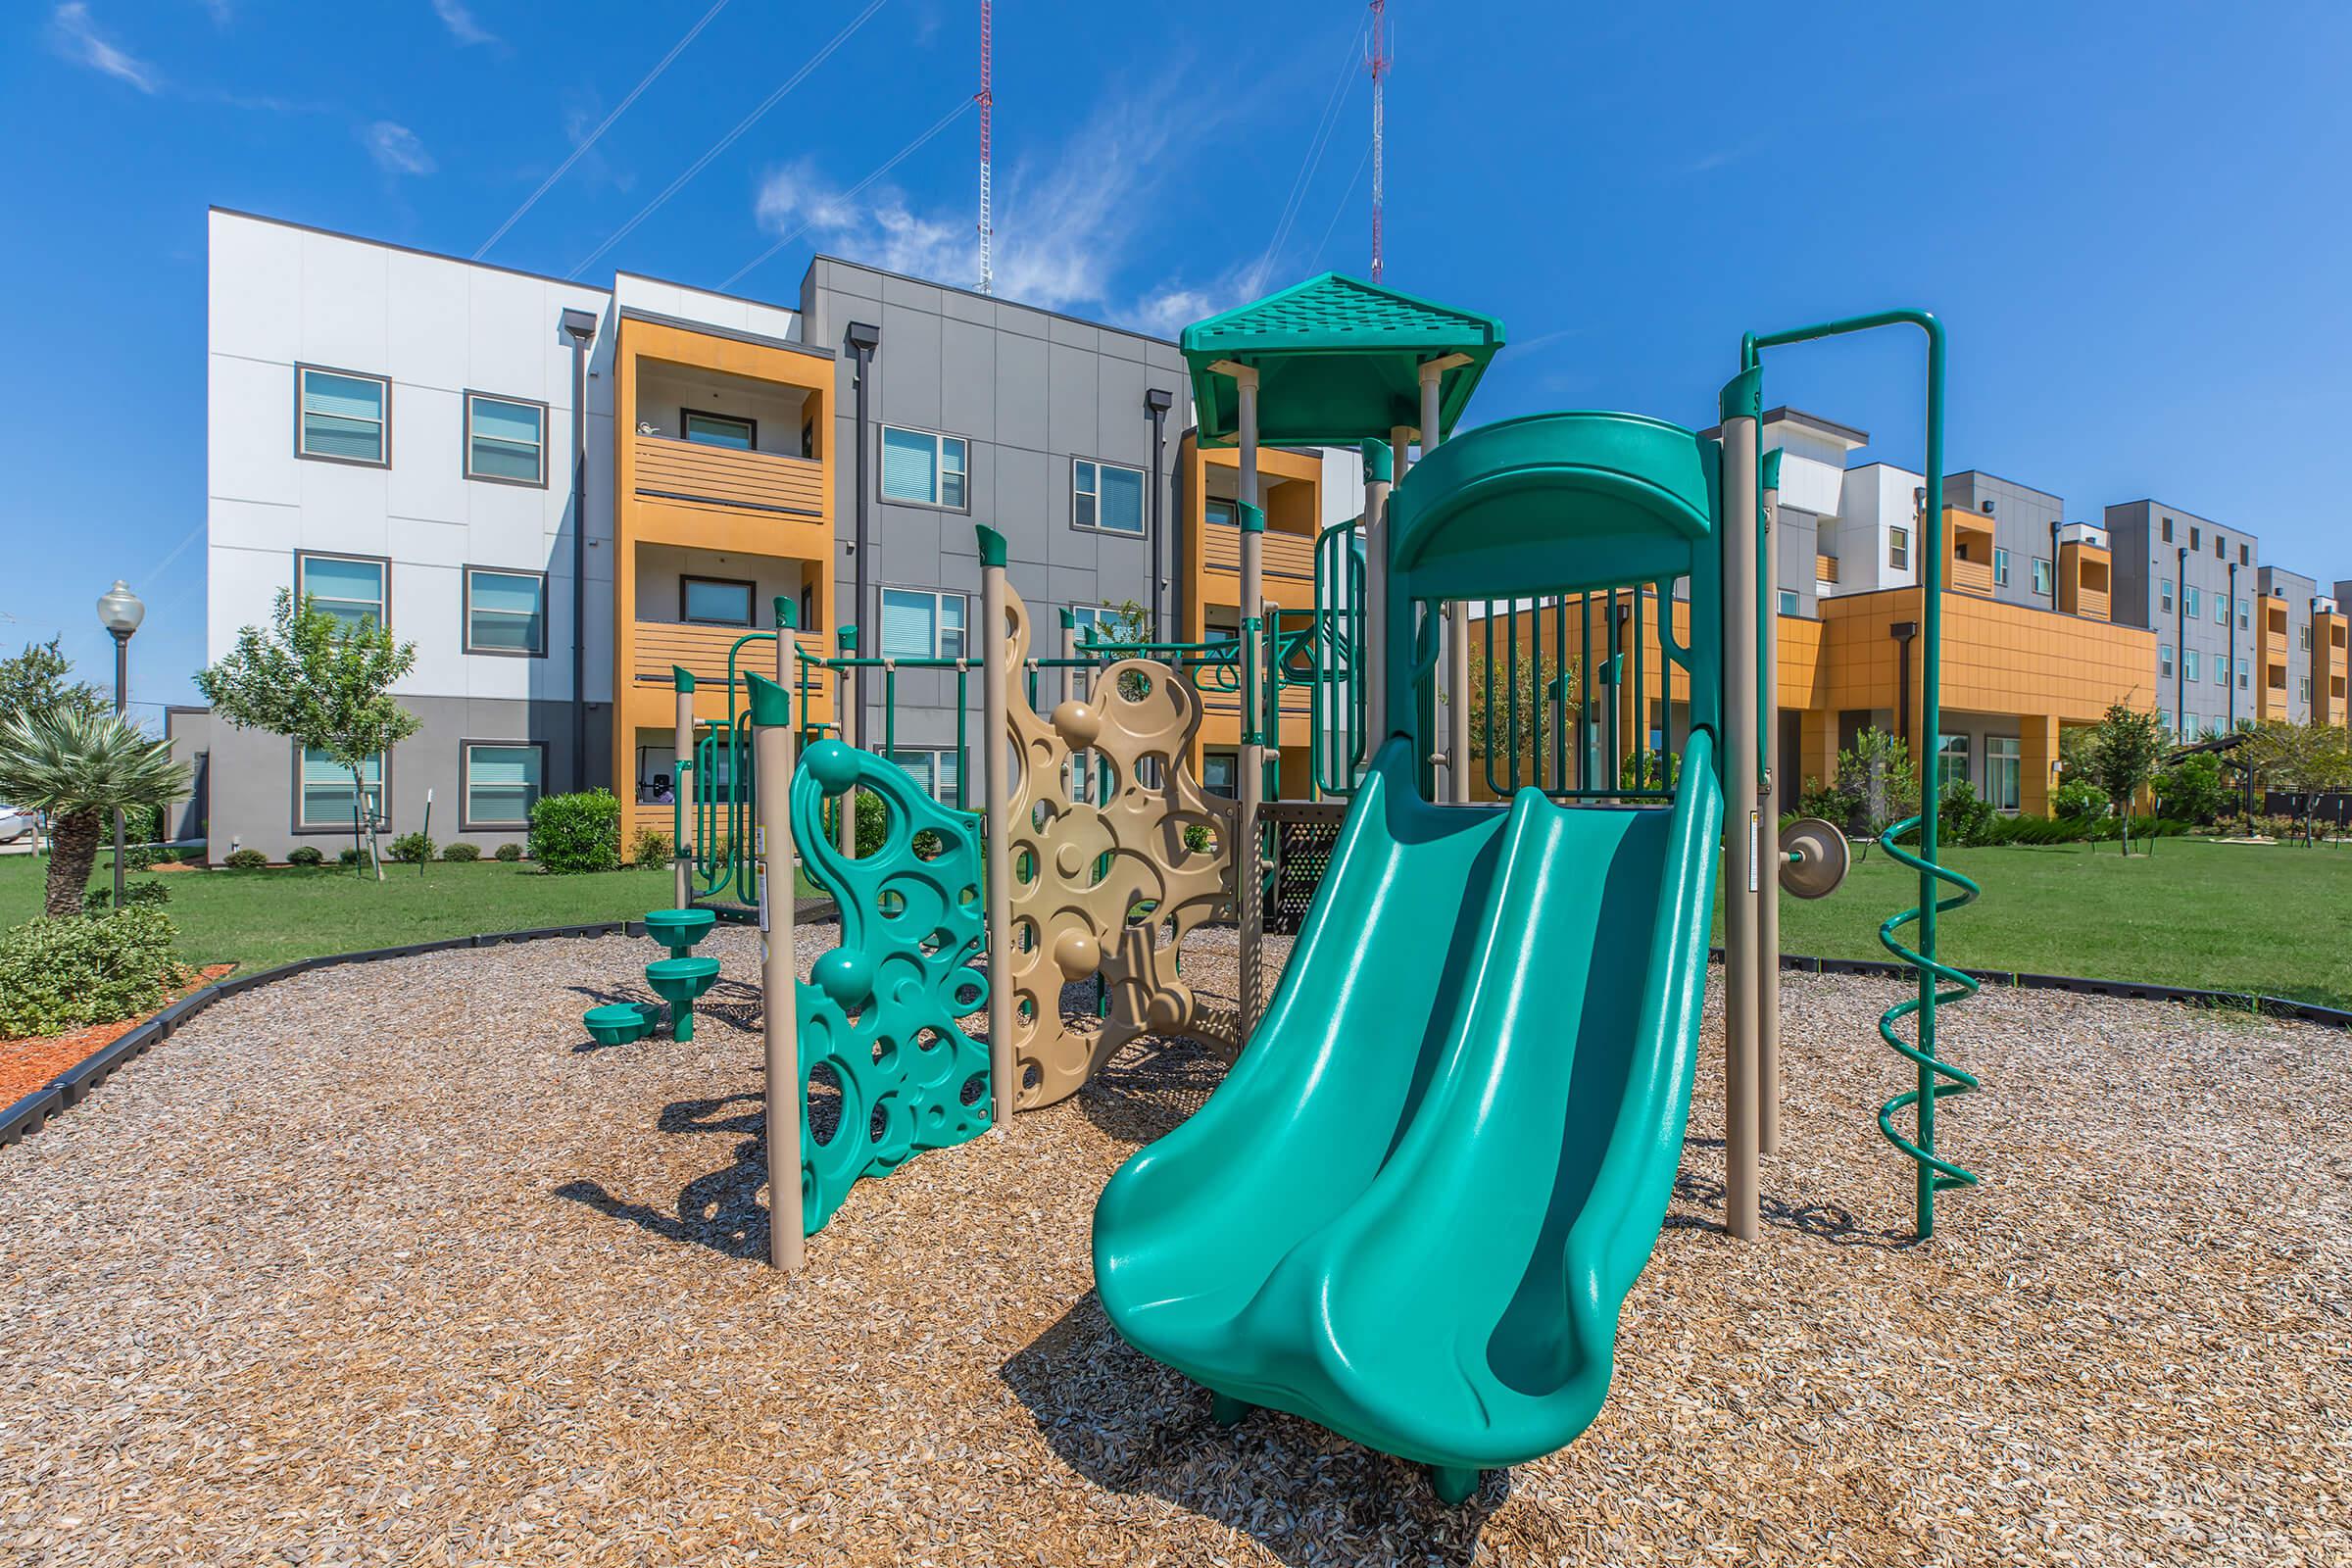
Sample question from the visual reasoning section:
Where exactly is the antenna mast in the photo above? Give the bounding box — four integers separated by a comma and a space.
977, 0, 994, 295
1366, 0, 1388, 281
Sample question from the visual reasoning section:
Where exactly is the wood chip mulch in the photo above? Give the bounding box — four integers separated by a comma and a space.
0, 963, 235, 1103
1, 924, 2346, 1567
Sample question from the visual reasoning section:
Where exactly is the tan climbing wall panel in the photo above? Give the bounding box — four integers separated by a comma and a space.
999, 584, 1238, 1108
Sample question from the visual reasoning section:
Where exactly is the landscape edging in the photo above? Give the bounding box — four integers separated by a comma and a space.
4, 920, 2344, 1152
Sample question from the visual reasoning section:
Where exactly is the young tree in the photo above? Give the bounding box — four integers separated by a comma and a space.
195, 591, 419, 880
1467, 642, 1580, 791
0, 708, 188, 917
1833, 727, 1920, 860
2238, 719, 2352, 845
0, 637, 108, 729
2154, 751, 2229, 825
2078, 704, 2168, 856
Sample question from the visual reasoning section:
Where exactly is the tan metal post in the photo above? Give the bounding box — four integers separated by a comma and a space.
1759, 456, 1784, 1157
1721, 377, 1762, 1242
672, 667, 696, 910
1421, 359, 1472, 803
1221, 362, 1267, 1040
977, 527, 1017, 1126
1360, 439, 1394, 752
748, 670, 803, 1274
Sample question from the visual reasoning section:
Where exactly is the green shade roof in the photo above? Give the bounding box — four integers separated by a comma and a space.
1180, 272, 1504, 449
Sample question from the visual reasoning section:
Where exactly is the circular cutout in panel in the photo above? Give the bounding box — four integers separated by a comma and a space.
911, 828, 946, 861
872, 1035, 899, 1072
960, 1072, 988, 1107
877, 886, 907, 919
807, 1061, 844, 1146
1014, 849, 1038, 885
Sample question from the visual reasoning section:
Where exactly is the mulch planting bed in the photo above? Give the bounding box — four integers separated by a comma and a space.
0, 963, 235, 1103
1, 924, 2346, 1566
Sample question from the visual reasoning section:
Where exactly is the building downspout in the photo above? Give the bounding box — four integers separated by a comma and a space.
1891, 619, 1919, 757
1146, 388, 1174, 640
2176, 545, 2188, 735
844, 320, 881, 746
561, 308, 599, 791
2227, 561, 2238, 730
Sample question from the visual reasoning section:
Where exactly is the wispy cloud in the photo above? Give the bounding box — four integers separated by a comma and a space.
364, 121, 436, 176
198, 0, 233, 24
49, 4, 159, 93
429, 0, 495, 47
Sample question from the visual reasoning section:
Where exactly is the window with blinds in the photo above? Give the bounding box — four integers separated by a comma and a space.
880, 426, 967, 509
681, 576, 755, 626
296, 553, 387, 629
466, 394, 547, 484
465, 568, 546, 655
464, 743, 544, 827
299, 746, 383, 827
888, 749, 962, 806
684, 412, 755, 450
880, 588, 965, 659
298, 367, 389, 464
1073, 458, 1146, 534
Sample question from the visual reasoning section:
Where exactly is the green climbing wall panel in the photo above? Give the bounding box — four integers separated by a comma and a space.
792, 739, 993, 1236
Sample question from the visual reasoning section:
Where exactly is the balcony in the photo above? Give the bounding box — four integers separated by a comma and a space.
630, 434, 825, 521
630, 619, 831, 689
1815, 553, 1839, 585
1203, 525, 1317, 584
1947, 553, 1993, 596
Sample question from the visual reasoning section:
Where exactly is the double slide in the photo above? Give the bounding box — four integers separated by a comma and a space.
1093, 732, 1722, 1494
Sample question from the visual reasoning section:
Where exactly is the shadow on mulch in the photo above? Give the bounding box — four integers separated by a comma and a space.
1003, 1293, 1505, 1567
554, 1085, 837, 1262
1664, 1137, 1918, 1250
1078, 1035, 1228, 1146
563, 979, 761, 1052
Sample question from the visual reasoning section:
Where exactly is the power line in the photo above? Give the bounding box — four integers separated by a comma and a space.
569, 0, 891, 279
1250, 21, 1364, 292
720, 96, 975, 290
477, 0, 733, 260
1308, 139, 1373, 270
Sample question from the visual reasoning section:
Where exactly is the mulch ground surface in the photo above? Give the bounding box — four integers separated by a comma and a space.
1, 925, 2346, 1566
0, 964, 235, 1104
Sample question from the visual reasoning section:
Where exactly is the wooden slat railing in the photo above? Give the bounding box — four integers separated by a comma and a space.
631, 435, 825, 517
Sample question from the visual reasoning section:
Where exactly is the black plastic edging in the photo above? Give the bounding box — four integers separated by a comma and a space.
0, 1086, 62, 1149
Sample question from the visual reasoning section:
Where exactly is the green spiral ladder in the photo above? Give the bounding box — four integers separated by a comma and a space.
1744, 308, 1980, 1241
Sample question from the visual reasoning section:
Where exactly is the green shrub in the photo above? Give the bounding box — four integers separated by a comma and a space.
1936, 781, 1996, 847
0, 907, 188, 1037
286, 845, 325, 867
2155, 753, 2229, 824
631, 826, 673, 867
1794, 777, 1847, 823
495, 842, 522, 862
222, 848, 269, 870
121, 845, 161, 873
86, 880, 172, 909
338, 847, 363, 866
441, 841, 481, 861
2052, 775, 2106, 821
528, 789, 621, 873
387, 831, 435, 864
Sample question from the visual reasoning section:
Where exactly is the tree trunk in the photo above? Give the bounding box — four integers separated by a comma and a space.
44, 808, 103, 918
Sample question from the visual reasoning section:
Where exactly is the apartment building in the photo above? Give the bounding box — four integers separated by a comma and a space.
2103, 500, 2263, 738
192, 210, 1366, 858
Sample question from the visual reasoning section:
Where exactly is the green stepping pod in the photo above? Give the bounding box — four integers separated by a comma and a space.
792, 739, 991, 1236
1094, 411, 1730, 1498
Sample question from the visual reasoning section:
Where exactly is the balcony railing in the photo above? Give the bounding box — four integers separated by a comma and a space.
1815, 553, 1839, 585
1202, 525, 1316, 582
631, 435, 825, 519
631, 620, 831, 689
1948, 553, 1993, 596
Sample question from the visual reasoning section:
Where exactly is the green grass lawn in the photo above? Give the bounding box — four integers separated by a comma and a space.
0, 855, 825, 973
8, 835, 2350, 1006
1717, 834, 2352, 1008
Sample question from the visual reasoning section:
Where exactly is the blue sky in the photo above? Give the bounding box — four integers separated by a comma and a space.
5, 1, 2349, 716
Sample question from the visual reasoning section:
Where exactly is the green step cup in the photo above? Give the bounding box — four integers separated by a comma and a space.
581, 1002, 663, 1047
645, 956, 722, 1042
642, 906, 717, 961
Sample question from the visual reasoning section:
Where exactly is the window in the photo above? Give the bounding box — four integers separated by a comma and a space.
2215, 655, 2230, 685
2216, 593, 2230, 625
1072, 459, 1146, 535
889, 749, 963, 806
1201, 752, 1238, 799
2239, 598, 2251, 630
2158, 710, 2172, 736
2238, 664, 2249, 690
879, 587, 966, 659
2299, 623, 2313, 651
2215, 535, 2226, 560
2240, 544, 2250, 565
465, 393, 547, 485
683, 411, 755, 450
298, 744, 383, 828
1777, 588, 1800, 615
880, 425, 968, 509
1992, 547, 2010, 586
1984, 736, 2021, 812
296, 366, 389, 465
464, 567, 547, 656
2183, 649, 2200, 682
2189, 525, 2201, 550
2300, 675, 2314, 704
1206, 500, 1240, 528
1887, 524, 1910, 570
2159, 644, 2174, 678
462, 742, 544, 828
2184, 586, 2201, 619
2032, 558, 2053, 596
2160, 515, 2173, 542
2159, 578, 2174, 612
680, 575, 755, 627
295, 552, 387, 629
1935, 733, 1972, 799
1069, 604, 1136, 653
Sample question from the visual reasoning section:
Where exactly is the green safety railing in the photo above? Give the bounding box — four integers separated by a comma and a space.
1744, 309, 1978, 1241
1309, 518, 1366, 796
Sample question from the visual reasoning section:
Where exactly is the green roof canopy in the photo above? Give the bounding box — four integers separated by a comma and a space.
1180, 272, 1504, 449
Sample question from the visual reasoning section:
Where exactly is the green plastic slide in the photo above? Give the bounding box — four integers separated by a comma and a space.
1094, 729, 1723, 1498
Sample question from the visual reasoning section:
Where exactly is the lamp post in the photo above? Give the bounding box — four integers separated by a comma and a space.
96, 579, 145, 909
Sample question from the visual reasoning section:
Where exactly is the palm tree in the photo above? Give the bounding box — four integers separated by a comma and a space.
0, 708, 188, 918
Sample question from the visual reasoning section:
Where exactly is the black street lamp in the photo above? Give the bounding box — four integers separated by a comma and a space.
96, 579, 145, 909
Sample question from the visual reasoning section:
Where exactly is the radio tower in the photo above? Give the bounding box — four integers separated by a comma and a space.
976, 0, 994, 295
1366, 0, 1389, 281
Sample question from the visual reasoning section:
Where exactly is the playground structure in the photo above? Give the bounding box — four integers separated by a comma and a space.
578, 272, 1975, 1502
